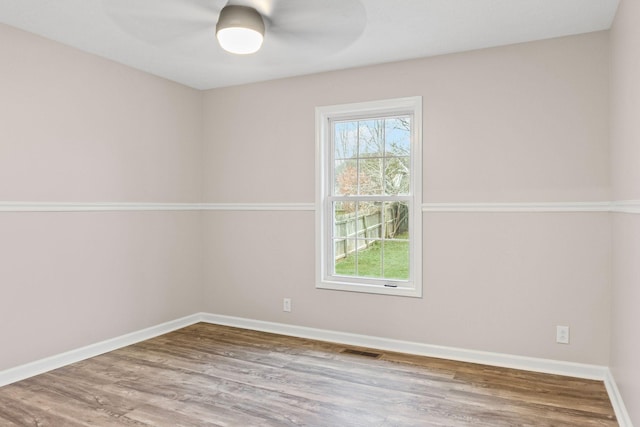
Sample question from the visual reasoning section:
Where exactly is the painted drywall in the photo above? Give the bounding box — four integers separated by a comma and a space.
0, 25, 203, 202
202, 32, 612, 365
610, 0, 640, 423
610, 1, 640, 202
0, 24, 203, 370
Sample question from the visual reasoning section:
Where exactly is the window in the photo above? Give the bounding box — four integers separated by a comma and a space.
316, 97, 422, 297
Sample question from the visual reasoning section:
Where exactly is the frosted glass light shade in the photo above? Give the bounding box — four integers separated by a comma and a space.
216, 5, 265, 55
217, 27, 263, 54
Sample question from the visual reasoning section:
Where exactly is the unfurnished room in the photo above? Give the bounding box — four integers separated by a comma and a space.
0, 0, 638, 425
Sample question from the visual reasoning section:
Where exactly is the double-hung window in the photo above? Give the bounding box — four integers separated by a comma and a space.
316, 97, 422, 297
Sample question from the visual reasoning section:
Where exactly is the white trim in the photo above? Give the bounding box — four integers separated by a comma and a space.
0, 202, 315, 212
0, 202, 204, 212
612, 200, 640, 214
199, 203, 314, 211
0, 313, 202, 387
200, 313, 607, 380
1, 312, 629, 425
2, 201, 639, 214
604, 369, 634, 427
422, 201, 612, 213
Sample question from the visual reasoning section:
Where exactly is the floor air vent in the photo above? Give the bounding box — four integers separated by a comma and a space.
340, 348, 382, 358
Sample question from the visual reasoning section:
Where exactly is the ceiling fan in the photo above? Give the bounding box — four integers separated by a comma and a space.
103, 0, 366, 58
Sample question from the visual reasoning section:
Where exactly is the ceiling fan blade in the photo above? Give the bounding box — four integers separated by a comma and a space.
263, 0, 366, 57
102, 0, 223, 46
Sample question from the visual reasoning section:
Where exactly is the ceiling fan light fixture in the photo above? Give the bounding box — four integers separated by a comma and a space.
216, 5, 265, 55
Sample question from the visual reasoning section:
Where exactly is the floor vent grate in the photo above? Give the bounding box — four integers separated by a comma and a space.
340, 348, 382, 358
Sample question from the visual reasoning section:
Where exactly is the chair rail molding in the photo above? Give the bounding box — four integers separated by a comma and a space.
4, 200, 640, 213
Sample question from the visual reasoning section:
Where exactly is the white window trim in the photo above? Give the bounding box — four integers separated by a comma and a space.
315, 96, 423, 298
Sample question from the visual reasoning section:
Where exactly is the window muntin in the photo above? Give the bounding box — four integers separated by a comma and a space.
316, 97, 422, 297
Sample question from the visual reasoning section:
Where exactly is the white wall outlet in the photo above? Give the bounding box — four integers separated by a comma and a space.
556, 325, 570, 344
283, 298, 291, 312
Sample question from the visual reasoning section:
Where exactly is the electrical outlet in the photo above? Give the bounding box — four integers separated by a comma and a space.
556, 325, 570, 344
283, 298, 291, 312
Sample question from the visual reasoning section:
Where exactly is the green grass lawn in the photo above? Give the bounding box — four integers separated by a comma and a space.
335, 234, 409, 280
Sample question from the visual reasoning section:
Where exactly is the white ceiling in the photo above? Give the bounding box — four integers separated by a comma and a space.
0, 0, 620, 90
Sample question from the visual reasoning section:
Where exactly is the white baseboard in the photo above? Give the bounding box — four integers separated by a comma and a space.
0, 313, 202, 387
0, 312, 631, 426
199, 313, 607, 380
604, 369, 634, 427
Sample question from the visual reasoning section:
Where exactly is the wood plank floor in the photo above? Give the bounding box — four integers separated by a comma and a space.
0, 323, 617, 426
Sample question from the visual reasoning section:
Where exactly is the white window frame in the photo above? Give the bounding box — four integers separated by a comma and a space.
315, 96, 422, 298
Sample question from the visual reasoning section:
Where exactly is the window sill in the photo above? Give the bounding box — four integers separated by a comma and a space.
317, 279, 422, 298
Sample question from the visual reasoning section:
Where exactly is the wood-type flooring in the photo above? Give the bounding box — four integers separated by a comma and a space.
0, 323, 618, 426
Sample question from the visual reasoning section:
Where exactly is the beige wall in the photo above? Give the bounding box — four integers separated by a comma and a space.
0, 25, 203, 202
0, 25, 203, 370
202, 32, 612, 365
610, 0, 640, 423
